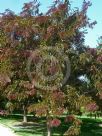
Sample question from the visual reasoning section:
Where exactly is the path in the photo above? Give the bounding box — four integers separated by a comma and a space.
0, 124, 17, 136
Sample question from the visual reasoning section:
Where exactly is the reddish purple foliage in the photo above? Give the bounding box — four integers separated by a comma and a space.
0, 110, 8, 116
97, 55, 102, 62
65, 115, 75, 123
87, 48, 97, 56
7, 94, 17, 100
82, 0, 92, 12
85, 103, 98, 112
26, 89, 36, 96
58, 3, 67, 11
50, 118, 61, 127
20, 0, 40, 17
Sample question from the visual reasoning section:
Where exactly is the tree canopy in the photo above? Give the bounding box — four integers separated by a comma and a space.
0, 0, 102, 136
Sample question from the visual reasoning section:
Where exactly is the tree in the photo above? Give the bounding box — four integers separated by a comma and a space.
0, 0, 98, 135
77, 40, 102, 117
87, 42, 102, 113
0, 47, 12, 111
5, 80, 37, 122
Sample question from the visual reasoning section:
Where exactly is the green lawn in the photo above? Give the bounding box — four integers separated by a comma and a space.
0, 115, 102, 136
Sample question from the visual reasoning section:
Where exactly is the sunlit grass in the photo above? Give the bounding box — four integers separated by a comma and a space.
0, 114, 102, 136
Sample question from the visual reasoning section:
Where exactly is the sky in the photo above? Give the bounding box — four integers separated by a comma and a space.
0, 0, 102, 48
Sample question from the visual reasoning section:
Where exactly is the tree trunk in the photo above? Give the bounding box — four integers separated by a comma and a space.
23, 105, 27, 123
47, 117, 51, 136
47, 123, 51, 136
95, 114, 97, 119
90, 112, 92, 118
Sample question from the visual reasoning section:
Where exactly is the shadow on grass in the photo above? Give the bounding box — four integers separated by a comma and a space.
80, 118, 102, 136
0, 115, 102, 136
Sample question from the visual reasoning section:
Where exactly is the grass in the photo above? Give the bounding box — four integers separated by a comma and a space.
0, 114, 102, 136
0, 115, 46, 136
80, 117, 102, 136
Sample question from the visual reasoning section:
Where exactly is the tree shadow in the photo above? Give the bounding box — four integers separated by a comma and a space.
80, 118, 102, 136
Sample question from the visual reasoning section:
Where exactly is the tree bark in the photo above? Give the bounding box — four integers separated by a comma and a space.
23, 105, 27, 123
47, 117, 51, 136
47, 123, 51, 136
95, 114, 97, 119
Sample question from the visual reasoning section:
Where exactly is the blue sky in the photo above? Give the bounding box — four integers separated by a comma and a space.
0, 0, 102, 47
